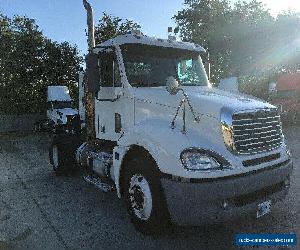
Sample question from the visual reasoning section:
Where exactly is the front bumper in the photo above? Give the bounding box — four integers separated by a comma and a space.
161, 159, 293, 225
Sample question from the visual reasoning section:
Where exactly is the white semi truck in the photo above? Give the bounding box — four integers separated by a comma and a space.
49, 0, 293, 233
47, 86, 78, 129
34, 86, 78, 132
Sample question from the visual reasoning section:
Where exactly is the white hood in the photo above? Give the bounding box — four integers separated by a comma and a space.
134, 86, 274, 120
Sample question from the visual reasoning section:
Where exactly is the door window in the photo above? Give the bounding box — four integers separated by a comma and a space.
99, 50, 121, 87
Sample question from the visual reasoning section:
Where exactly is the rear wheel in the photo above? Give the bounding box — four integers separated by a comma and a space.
123, 157, 170, 234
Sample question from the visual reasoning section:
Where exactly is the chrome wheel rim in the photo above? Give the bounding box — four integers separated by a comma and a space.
52, 145, 59, 169
129, 174, 152, 220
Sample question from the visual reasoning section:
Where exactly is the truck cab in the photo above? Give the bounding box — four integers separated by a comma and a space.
270, 73, 300, 124
49, 1, 293, 234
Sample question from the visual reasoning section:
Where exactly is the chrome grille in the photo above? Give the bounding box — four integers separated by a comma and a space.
232, 109, 283, 154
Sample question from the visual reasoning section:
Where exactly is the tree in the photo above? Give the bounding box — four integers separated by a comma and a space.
0, 14, 82, 114
174, 0, 300, 99
272, 11, 300, 72
174, 0, 232, 81
94, 12, 141, 44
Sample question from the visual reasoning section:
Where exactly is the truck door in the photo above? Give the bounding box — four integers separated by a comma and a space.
95, 48, 122, 141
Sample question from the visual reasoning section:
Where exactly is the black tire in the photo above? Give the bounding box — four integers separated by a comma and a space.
33, 122, 41, 133
49, 134, 80, 175
122, 156, 170, 234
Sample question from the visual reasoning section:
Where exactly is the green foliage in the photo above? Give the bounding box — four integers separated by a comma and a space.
0, 14, 82, 114
174, 0, 300, 98
174, 0, 232, 82
126, 62, 151, 76
238, 74, 269, 99
94, 12, 141, 44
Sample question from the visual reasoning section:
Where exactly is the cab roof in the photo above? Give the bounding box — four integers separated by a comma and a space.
94, 33, 206, 53
47, 86, 72, 102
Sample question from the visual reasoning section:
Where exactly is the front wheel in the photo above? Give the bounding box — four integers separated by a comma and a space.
123, 158, 170, 234
49, 135, 79, 175
49, 139, 67, 175
33, 122, 41, 133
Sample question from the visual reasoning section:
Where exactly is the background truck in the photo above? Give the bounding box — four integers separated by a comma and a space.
34, 85, 78, 132
269, 73, 300, 124
49, 0, 293, 233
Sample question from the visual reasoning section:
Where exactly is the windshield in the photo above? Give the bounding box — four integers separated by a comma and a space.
121, 44, 208, 87
52, 101, 73, 109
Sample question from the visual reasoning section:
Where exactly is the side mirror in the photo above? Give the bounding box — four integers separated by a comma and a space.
86, 52, 100, 93
166, 76, 180, 95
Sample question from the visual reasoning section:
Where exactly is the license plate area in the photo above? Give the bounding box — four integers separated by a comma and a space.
257, 200, 271, 218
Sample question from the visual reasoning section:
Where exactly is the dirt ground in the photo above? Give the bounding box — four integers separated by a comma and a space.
0, 127, 299, 250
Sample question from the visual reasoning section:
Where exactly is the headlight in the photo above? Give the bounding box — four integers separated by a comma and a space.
180, 148, 226, 171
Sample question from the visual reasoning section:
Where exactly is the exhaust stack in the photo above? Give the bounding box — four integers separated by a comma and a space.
83, 0, 97, 142
83, 0, 95, 50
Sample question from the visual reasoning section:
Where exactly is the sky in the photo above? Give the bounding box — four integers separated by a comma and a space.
261, 0, 300, 16
1, 0, 300, 55
0, 0, 184, 54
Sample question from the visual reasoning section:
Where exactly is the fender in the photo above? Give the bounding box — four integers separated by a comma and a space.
113, 118, 227, 197
113, 119, 190, 197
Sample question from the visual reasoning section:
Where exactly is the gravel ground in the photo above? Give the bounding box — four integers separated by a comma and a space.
0, 127, 299, 250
